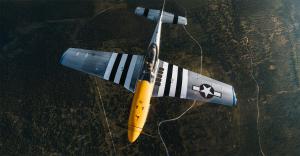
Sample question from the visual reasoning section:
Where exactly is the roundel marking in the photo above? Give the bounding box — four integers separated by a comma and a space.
199, 84, 214, 99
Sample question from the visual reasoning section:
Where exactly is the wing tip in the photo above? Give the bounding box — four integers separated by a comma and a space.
59, 48, 74, 65
59, 52, 67, 65
232, 87, 237, 107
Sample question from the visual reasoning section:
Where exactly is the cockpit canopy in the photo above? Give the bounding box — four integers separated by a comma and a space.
141, 44, 158, 82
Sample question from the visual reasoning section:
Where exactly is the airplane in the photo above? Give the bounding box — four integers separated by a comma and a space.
60, 6, 237, 143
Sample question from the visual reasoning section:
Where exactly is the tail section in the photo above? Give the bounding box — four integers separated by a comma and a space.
135, 7, 187, 25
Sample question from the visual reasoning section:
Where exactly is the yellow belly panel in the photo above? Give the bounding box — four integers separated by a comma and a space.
128, 80, 154, 143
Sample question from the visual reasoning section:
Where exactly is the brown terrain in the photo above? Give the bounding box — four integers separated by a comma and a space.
1, 0, 300, 155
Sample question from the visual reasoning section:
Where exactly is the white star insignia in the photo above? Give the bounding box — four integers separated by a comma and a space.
200, 85, 213, 98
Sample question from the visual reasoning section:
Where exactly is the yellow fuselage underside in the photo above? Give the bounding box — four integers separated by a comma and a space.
128, 80, 154, 143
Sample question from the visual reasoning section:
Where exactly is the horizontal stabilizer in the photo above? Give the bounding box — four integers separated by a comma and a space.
135, 7, 187, 25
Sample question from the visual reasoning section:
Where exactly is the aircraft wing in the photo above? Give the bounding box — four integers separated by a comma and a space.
60, 48, 144, 92
152, 60, 237, 106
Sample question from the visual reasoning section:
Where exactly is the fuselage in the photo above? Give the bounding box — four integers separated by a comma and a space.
128, 11, 163, 143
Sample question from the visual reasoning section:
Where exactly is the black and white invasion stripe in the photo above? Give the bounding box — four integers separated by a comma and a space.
143, 8, 149, 17
157, 62, 188, 98
172, 14, 178, 24
103, 53, 138, 89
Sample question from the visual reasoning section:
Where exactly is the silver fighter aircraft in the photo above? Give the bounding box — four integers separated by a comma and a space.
60, 6, 237, 143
